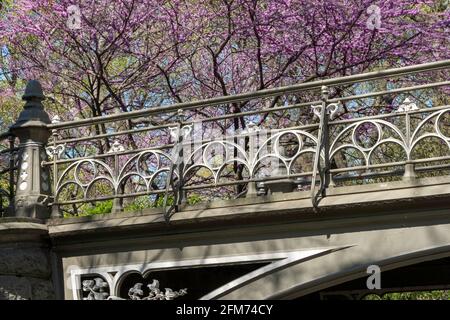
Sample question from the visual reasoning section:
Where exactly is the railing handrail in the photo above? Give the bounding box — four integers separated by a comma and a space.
40, 104, 450, 167
48, 80, 450, 145
48, 59, 450, 130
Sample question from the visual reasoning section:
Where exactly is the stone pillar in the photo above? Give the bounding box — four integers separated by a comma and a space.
0, 81, 58, 300
9, 80, 51, 219
0, 219, 56, 300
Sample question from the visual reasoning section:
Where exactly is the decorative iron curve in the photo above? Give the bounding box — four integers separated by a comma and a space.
51, 105, 450, 205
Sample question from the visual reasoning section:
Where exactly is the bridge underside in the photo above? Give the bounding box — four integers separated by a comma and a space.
41, 175, 450, 300
302, 256, 450, 300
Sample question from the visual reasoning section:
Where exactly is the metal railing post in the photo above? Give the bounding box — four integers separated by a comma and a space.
50, 152, 60, 217
48, 116, 65, 218
163, 109, 189, 221
404, 110, 417, 182
112, 151, 124, 213
311, 86, 333, 208
246, 123, 259, 197
177, 109, 187, 207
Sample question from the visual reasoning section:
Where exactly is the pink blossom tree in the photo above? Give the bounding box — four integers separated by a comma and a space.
1, 1, 448, 119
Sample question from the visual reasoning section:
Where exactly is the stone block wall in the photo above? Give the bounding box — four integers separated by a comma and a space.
0, 220, 56, 300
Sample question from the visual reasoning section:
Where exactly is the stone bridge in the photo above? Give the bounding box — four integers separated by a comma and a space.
0, 60, 449, 300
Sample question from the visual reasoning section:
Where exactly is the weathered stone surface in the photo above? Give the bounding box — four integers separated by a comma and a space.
0, 217, 55, 300
265, 179, 297, 194
0, 247, 51, 277
0, 276, 31, 300
0, 276, 55, 300
30, 278, 56, 300
0, 220, 48, 243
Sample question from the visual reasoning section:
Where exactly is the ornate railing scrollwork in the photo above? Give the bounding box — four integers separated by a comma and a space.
409, 108, 450, 157
329, 119, 408, 167
53, 150, 174, 210
49, 104, 450, 216
183, 128, 318, 184
311, 102, 340, 120
329, 106, 450, 167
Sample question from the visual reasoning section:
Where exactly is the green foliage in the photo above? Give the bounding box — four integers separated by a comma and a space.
0, 164, 11, 215
124, 196, 155, 212
124, 193, 203, 212
84, 200, 113, 215
0, 91, 22, 132
62, 193, 206, 218
63, 200, 113, 218
0, 188, 9, 215
187, 194, 203, 205
153, 195, 173, 208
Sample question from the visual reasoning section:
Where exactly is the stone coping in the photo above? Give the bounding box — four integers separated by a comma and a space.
46, 176, 450, 236
0, 218, 48, 244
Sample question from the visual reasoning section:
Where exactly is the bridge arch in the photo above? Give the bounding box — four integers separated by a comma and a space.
216, 226, 450, 300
